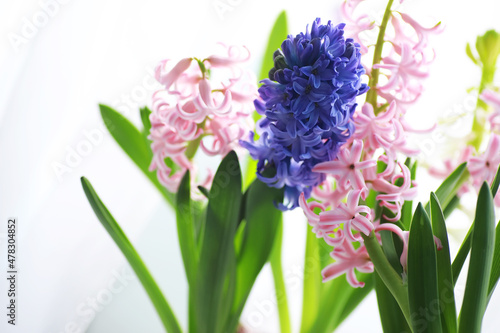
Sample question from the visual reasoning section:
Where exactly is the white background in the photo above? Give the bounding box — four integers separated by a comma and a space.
1, 0, 500, 332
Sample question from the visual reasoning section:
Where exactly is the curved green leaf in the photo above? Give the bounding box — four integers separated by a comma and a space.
193, 151, 242, 333
488, 220, 500, 300
245, 11, 288, 189
300, 225, 322, 333
81, 177, 182, 333
270, 219, 292, 333
225, 178, 283, 332
408, 203, 442, 333
176, 171, 197, 287
452, 165, 500, 283
430, 193, 457, 333
425, 162, 468, 215
459, 182, 495, 333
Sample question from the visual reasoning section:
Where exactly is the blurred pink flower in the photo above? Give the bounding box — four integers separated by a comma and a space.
468, 134, 500, 186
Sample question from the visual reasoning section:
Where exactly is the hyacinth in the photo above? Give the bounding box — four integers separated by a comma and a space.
300, 1, 441, 287
149, 45, 257, 192
242, 18, 368, 210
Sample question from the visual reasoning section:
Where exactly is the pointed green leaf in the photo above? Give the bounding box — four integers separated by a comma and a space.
375, 272, 412, 333
466, 42, 479, 65
81, 177, 182, 333
140, 106, 152, 137
408, 203, 442, 333
307, 273, 373, 333
245, 11, 288, 188
176, 171, 198, 287
452, 167, 500, 283
225, 178, 283, 332
258, 10, 288, 83
300, 225, 322, 333
459, 182, 495, 333
425, 162, 468, 215
193, 151, 242, 333
430, 193, 457, 333
488, 220, 500, 299
270, 220, 292, 333
100, 104, 175, 205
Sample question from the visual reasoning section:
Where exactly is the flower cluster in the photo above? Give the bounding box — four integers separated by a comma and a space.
300, 0, 441, 287
149, 45, 257, 192
242, 18, 368, 210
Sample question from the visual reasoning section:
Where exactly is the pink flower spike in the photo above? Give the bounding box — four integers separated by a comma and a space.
318, 190, 374, 242
313, 140, 377, 191
468, 135, 500, 186
322, 239, 374, 287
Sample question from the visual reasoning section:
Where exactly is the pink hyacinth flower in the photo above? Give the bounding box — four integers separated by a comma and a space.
374, 43, 429, 92
322, 239, 374, 287
313, 140, 377, 192
318, 190, 374, 242
373, 162, 417, 221
468, 134, 500, 186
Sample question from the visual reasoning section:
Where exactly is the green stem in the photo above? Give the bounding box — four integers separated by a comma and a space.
362, 232, 411, 327
270, 219, 292, 333
366, 0, 395, 111
470, 66, 495, 150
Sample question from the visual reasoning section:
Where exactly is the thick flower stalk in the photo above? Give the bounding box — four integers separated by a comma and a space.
149, 45, 257, 192
300, 0, 441, 287
242, 18, 368, 210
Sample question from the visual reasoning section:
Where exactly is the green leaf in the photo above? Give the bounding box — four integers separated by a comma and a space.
363, 232, 411, 326
488, 221, 500, 299
443, 195, 460, 219
258, 10, 288, 83
225, 178, 283, 332
270, 220, 292, 333
193, 151, 242, 333
197, 185, 210, 199
245, 11, 288, 188
380, 209, 404, 276
140, 106, 152, 137
100, 104, 175, 205
466, 42, 478, 65
335, 274, 374, 326
459, 182, 495, 333
176, 171, 198, 287
452, 166, 500, 283
490, 163, 500, 197
430, 193, 457, 333
308, 273, 373, 333
300, 225, 322, 333
375, 272, 412, 333
408, 203, 442, 333
425, 162, 468, 215
80, 177, 182, 333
